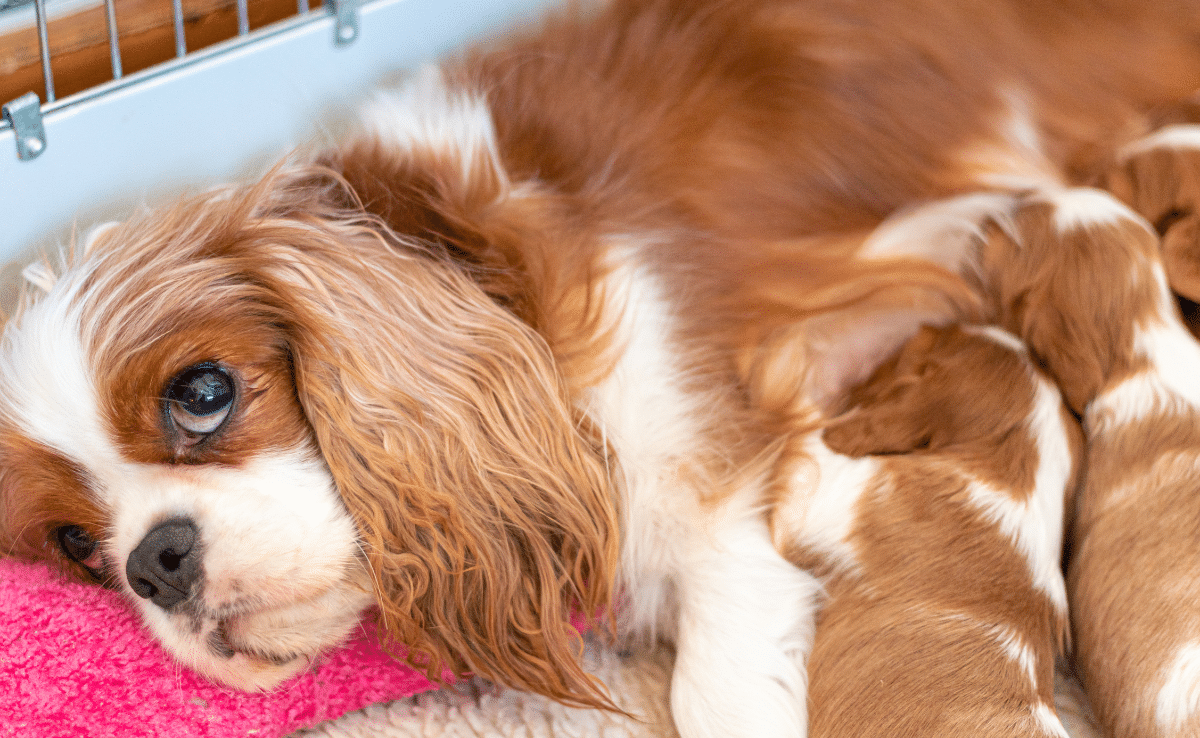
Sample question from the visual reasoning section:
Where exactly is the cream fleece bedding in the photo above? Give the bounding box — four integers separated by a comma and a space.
297, 637, 1102, 738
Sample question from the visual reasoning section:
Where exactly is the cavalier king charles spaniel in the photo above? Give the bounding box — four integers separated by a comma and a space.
4, 0, 1200, 736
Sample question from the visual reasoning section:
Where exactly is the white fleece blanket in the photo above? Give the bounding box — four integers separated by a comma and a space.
296, 637, 1102, 737
296, 637, 679, 738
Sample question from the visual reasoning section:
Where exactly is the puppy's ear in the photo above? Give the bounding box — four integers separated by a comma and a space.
822, 327, 939, 456
252, 184, 618, 710
1161, 216, 1200, 304
1105, 135, 1200, 302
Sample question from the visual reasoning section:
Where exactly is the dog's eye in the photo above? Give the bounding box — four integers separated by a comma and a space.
165, 364, 235, 435
57, 525, 96, 562
56, 525, 104, 579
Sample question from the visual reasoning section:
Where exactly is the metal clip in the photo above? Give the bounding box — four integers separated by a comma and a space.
325, 0, 358, 46
2, 92, 46, 161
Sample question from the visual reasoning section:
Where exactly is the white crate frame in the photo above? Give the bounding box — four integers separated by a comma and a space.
0, 0, 553, 267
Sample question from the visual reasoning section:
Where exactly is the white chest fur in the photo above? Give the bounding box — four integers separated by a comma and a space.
580, 241, 819, 738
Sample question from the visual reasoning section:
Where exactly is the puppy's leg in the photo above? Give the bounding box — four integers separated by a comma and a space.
670, 508, 820, 738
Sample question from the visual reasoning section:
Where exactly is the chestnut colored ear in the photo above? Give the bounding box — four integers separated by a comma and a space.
1105, 134, 1200, 302
822, 327, 940, 457
823, 324, 1038, 458
250, 172, 618, 710
1162, 215, 1200, 304
822, 402, 934, 458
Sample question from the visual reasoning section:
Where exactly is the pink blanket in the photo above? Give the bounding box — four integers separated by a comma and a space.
0, 558, 439, 737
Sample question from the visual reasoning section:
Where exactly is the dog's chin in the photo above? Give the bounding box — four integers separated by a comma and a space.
187, 646, 315, 692
138, 579, 377, 691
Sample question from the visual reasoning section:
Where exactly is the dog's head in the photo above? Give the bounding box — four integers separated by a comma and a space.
0, 154, 617, 705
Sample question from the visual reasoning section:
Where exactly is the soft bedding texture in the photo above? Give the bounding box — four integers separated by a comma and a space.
0, 558, 437, 738
298, 643, 1105, 738
1, 555, 1103, 737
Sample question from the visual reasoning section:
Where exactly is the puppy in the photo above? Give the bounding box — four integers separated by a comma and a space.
970, 186, 1200, 738
3, 1, 1200, 736
774, 323, 1080, 738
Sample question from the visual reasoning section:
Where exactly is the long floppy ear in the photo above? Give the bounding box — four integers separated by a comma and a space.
247, 169, 618, 709
822, 326, 939, 457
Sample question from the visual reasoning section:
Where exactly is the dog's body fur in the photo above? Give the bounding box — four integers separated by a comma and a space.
4, 1, 1200, 736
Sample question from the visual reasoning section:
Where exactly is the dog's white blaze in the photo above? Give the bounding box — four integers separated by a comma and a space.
587, 239, 816, 738
1157, 642, 1200, 731
1031, 187, 1134, 234
1120, 124, 1200, 159
967, 375, 1071, 616
0, 270, 117, 471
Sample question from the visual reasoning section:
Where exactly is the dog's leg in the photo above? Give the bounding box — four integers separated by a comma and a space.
669, 507, 819, 738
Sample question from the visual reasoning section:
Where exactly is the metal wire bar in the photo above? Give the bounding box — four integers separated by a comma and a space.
1, 0, 366, 136
172, 0, 187, 57
33, 0, 55, 102
297, 0, 307, 15
104, 0, 123, 79
236, 0, 249, 35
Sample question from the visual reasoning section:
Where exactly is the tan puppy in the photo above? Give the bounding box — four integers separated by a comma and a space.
775, 324, 1079, 737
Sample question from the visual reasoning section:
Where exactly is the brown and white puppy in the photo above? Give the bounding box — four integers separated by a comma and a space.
3, 1, 1200, 736
967, 185, 1200, 738
773, 323, 1080, 738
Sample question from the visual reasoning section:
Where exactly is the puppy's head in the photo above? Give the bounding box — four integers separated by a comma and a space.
0, 164, 617, 706
822, 324, 1041, 458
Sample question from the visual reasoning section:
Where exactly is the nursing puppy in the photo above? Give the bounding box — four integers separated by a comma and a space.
775, 323, 1080, 738
3, 1, 1200, 736
972, 186, 1200, 738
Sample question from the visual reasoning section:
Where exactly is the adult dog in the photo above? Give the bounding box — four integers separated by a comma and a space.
2, 1, 1200, 735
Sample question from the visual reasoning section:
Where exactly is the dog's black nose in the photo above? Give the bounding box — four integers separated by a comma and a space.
126, 518, 202, 610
